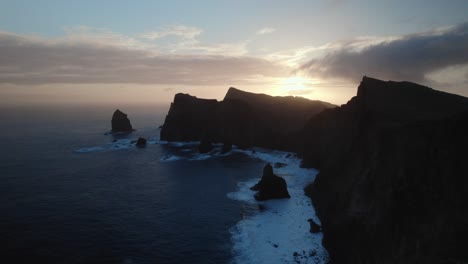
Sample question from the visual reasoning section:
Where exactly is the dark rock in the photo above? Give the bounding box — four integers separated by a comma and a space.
303, 76, 468, 263
136, 137, 147, 147
250, 164, 290, 201
274, 162, 287, 168
160, 89, 335, 150
111, 109, 133, 132
159, 94, 220, 142
307, 219, 321, 233
198, 139, 213, 153
221, 142, 232, 154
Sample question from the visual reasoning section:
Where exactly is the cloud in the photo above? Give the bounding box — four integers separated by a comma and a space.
0, 30, 287, 85
297, 22, 468, 85
140, 25, 202, 40
140, 24, 248, 56
62, 26, 153, 50
256, 27, 276, 35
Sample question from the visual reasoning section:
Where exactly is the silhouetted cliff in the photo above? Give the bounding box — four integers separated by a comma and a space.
160, 88, 335, 150
303, 77, 468, 263
225, 87, 335, 133
160, 78, 468, 263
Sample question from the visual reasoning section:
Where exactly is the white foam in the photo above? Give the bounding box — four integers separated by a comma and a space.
76, 137, 159, 153
160, 155, 184, 162
108, 139, 134, 150
227, 148, 329, 264
147, 137, 160, 145
74, 146, 105, 153
168, 141, 199, 147
189, 154, 212, 161
181, 148, 192, 152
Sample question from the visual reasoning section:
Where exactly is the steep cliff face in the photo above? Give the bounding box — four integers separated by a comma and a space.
160, 88, 335, 150
303, 77, 468, 263
225, 87, 335, 133
160, 93, 219, 141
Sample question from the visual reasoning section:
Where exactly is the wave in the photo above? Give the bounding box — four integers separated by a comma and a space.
160, 155, 184, 162
74, 146, 105, 153
74, 136, 160, 153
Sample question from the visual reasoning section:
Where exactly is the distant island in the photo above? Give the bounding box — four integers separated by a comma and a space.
160, 76, 468, 263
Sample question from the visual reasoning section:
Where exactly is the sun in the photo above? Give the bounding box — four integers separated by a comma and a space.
281, 76, 307, 91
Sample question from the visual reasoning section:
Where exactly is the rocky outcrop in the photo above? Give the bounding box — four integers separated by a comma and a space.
136, 137, 146, 147
160, 89, 335, 150
198, 139, 214, 153
111, 109, 133, 132
160, 94, 219, 141
250, 164, 290, 201
307, 219, 321, 233
221, 142, 232, 154
303, 77, 468, 263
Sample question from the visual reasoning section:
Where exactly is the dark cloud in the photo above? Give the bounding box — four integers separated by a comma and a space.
0, 32, 286, 85
298, 22, 468, 84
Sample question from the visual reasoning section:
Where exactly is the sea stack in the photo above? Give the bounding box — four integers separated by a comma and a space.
111, 109, 133, 132
136, 137, 147, 147
250, 163, 290, 201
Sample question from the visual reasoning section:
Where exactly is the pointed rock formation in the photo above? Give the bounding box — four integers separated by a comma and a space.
250, 163, 290, 201
198, 139, 214, 153
111, 109, 133, 132
135, 137, 147, 147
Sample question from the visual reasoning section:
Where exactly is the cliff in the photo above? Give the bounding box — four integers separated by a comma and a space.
303, 77, 468, 263
160, 88, 335, 150
225, 87, 335, 133
160, 78, 468, 263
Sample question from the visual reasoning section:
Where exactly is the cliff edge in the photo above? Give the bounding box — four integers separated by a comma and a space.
303, 76, 468, 263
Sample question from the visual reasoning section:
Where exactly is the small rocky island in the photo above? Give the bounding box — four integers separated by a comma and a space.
111, 109, 134, 132
250, 163, 290, 201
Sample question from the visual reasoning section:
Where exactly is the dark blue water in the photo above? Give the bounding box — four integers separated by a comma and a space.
0, 105, 264, 264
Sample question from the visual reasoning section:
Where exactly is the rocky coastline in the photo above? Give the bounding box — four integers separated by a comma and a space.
160, 77, 468, 263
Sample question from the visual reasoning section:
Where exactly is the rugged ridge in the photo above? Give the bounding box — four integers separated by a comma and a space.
225, 87, 335, 133
303, 77, 468, 263
160, 88, 335, 150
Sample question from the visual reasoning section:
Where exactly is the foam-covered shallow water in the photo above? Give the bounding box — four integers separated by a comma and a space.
227, 149, 329, 264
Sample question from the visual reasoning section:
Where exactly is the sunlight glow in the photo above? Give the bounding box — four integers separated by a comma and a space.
281, 76, 308, 91
275, 75, 324, 98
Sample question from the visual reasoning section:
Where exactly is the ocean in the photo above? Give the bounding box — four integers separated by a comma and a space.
0, 104, 328, 264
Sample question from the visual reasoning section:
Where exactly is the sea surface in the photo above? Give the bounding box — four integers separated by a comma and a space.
0, 104, 328, 264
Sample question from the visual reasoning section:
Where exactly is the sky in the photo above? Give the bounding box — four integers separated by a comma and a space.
0, 0, 467, 106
